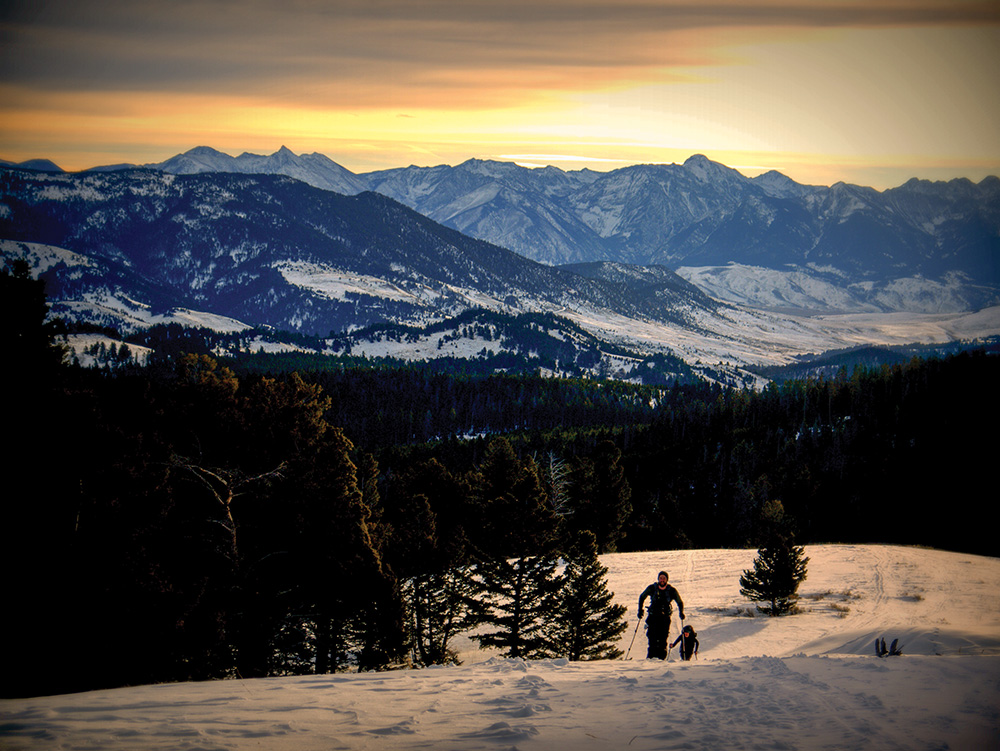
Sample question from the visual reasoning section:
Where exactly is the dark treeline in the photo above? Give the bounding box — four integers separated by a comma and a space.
4, 351, 635, 695
306, 367, 663, 451
5, 352, 400, 695
619, 353, 997, 556
4, 263, 637, 695
4, 260, 997, 697
271, 352, 997, 557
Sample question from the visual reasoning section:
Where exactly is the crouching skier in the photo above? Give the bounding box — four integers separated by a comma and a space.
670, 624, 699, 660
637, 571, 684, 659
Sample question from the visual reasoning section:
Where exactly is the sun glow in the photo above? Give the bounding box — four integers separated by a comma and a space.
2, 2, 998, 187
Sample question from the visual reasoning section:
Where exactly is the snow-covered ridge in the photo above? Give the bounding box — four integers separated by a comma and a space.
79, 146, 1000, 292
0, 239, 94, 273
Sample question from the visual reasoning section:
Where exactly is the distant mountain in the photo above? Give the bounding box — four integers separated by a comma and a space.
92, 145, 367, 196
364, 155, 1000, 312
94, 147, 998, 314
362, 158, 608, 266
0, 158, 63, 173
0, 168, 720, 340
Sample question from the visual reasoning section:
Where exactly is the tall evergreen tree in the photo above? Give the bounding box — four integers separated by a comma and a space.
1, 259, 75, 696
555, 531, 627, 660
297, 432, 401, 672
382, 458, 479, 666
474, 437, 557, 558
470, 438, 563, 658
0, 258, 67, 380
739, 500, 809, 616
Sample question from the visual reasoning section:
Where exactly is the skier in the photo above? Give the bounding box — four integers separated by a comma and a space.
637, 571, 684, 659
670, 624, 699, 660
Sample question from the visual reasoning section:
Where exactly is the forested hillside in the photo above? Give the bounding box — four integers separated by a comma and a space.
3, 261, 996, 697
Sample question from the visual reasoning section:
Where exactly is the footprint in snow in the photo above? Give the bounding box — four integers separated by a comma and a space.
515, 675, 551, 689
367, 717, 418, 735
461, 721, 539, 741
479, 696, 551, 716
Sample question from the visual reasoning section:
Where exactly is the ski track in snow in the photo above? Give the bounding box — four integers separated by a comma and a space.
2, 545, 998, 751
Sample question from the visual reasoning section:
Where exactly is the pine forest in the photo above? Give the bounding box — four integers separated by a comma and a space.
3, 261, 997, 697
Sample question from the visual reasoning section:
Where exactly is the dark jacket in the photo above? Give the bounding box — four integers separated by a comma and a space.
671, 630, 699, 659
638, 582, 683, 621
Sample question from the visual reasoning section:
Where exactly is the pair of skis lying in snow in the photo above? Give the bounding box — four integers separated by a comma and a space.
876, 637, 903, 657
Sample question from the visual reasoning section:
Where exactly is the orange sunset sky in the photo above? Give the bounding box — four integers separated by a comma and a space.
2, 0, 998, 189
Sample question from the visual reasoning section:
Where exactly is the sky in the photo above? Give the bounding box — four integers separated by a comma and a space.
1, 0, 999, 189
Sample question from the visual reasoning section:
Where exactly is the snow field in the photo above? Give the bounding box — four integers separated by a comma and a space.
1, 544, 998, 751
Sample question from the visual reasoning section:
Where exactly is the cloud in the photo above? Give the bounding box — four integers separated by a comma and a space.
3, 0, 998, 183
3, 0, 998, 110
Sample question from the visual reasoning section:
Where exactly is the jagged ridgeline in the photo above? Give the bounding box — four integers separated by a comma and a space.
82, 146, 1000, 281
66, 147, 1000, 316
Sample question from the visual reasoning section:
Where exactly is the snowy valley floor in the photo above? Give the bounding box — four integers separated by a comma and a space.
2, 545, 998, 751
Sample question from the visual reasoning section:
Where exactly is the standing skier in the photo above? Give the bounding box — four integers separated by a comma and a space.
637, 571, 684, 659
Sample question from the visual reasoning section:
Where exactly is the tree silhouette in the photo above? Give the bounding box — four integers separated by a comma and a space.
555, 531, 627, 660
471, 553, 563, 659
739, 500, 809, 616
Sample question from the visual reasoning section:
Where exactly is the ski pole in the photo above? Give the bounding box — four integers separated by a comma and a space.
624, 616, 642, 660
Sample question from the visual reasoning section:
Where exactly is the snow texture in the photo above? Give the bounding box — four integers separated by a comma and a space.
676, 264, 996, 315
2, 544, 997, 750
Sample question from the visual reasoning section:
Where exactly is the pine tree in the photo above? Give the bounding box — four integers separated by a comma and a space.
382, 458, 479, 666
739, 500, 809, 616
475, 438, 557, 558
739, 542, 809, 615
471, 553, 563, 659
0, 258, 67, 380
555, 531, 627, 660
590, 441, 632, 552
405, 565, 481, 666
468, 438, 564, 658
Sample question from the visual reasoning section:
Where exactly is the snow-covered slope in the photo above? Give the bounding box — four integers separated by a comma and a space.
676, 264, 999, 314
0, 239, 252, 333
2, 545, 997, 750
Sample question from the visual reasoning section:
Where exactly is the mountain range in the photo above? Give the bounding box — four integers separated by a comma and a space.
0, 166, 733, 378
2, 147, 998, 377
84, 146, 1000, 315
